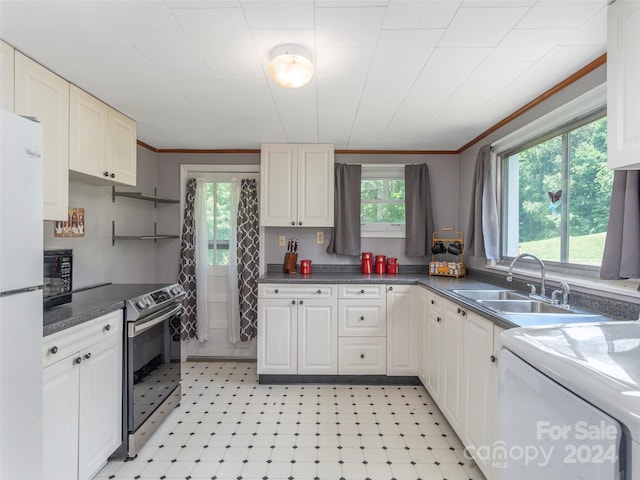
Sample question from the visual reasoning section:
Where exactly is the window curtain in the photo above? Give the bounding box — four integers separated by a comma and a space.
175, 178, 200, 341
237, 179, 260, 342
600, 170, 640, 282
326, 163, 361, 256
405, 164, 434, 256
466, 145, 500, 260
227, 178, 241, 344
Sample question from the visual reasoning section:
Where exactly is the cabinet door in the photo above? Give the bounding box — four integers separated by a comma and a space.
43, 356, 80, 480
257, 298, 297, 374
386, 285, 417, 375
416, 288, 429, 387
298, 298, 337, 375
297, 144, 334, 227
462, 312, 495, 477
109, 108, 137, 186
260, 144, 297, 226
69, 85, 109, 179
14, 51, 69, 220
1, 41, 14, 112
441, 302, 464, 431
607, 0, 640, 169
425, 306, 443, 401
78, 331, 123, 480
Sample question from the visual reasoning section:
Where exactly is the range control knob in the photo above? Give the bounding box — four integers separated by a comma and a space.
171, 286, 179, 295
145, 296, 153, 306
136, 298, 147, 309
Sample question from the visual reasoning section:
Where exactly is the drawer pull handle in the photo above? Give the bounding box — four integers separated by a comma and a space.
360, 354, 365, 359
389, 286, 393, 291
74, 356, 82, 365
490, 354, 497, 363
431, 299, 435, 305
84, 353, 92, 360
360, 289, 365, 294
437, 317, 441, 323
275, 289, 279, 294
317, 290, 321, 294
360, 316, 365, 321
104, 324, 111, 331
50, 346, 58, 355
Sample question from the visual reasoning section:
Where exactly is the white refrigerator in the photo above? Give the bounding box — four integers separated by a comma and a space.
0, 109, 44, 480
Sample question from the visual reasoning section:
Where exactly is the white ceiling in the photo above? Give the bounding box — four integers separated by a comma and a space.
0, 0, 607, 151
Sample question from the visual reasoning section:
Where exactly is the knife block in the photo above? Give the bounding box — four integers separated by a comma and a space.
283, 252, 298, 274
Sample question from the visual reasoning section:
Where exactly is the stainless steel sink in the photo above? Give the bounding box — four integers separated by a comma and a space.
452, 289, 528, 301
477, 299, 577, 315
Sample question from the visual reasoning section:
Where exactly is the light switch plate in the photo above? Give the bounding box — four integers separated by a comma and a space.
316, 231, 324, 244
278, 235, 286, 247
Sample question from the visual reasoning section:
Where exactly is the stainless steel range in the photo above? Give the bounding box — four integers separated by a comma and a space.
97, 283, 186, 459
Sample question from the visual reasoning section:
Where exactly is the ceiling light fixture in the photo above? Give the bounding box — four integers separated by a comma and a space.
268, 45, 314, 89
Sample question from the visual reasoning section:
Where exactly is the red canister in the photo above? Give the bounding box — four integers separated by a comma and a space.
300, 259, 312, 275
375, 255, 386, 274
386, 258, 398, 274
361, 252, 373, 274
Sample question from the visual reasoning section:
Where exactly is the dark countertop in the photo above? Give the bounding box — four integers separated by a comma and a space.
43, 283, 176, 337
259, 272, 614, 330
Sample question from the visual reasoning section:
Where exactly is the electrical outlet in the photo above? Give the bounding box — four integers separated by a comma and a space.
278, 235, 286, 247
316, 231, 324, 244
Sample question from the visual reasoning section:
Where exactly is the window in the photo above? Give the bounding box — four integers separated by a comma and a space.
360, 165, 406, 237
204, 181, 231, 266
501, 114, 612, 267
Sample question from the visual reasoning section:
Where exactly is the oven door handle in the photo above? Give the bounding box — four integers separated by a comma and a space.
129, 304, 182, 337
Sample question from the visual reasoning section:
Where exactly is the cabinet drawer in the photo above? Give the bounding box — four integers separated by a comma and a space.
43, 310, 122, 368
338, 299, 386, 336
338, 337, 386, 375
339, 284, 386, 299
259, 284, 335, 299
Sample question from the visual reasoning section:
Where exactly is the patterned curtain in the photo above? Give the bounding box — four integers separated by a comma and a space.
174, 178, 198, 341
237, 179, 259, 341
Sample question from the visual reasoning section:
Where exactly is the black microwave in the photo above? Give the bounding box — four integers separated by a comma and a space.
44, 249, 73, 309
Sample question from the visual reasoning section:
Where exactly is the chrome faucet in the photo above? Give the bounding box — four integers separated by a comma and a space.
506, 253, 546, 299
551, 281, 571, 307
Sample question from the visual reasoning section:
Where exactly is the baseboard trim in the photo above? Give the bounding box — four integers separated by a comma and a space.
258, 374, 422, 385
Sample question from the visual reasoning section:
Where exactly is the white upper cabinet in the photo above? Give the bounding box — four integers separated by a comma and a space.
1, 41, 14, 112
260, 143, 334, 227
14, 51, 69, 221
607, 0, 640, 169
69, 85, 137, 186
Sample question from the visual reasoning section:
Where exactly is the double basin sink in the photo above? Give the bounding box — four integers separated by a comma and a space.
451, 289, 598, 318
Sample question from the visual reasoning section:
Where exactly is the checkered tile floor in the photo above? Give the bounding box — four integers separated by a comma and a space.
95, 361, 485, 480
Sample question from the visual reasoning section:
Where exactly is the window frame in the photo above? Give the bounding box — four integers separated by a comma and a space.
493, 84, 608, 274
360, 164, 406, 238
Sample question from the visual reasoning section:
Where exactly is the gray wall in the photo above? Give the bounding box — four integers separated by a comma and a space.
264, 153, 459, 267
156, 151, 459, 279
44, 145, 161, 288
458, 64, 607, 268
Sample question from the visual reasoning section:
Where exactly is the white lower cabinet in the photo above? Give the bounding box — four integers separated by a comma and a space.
420, 289, 504, 480
416, 288, 429, 387
462, 315, 503, 480
337, 284, 387, 375
42, 311, 123, 480
386, 285, 418, 376
257, 284, 337, 375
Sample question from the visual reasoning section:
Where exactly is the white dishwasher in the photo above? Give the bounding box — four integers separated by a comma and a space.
499, 321, 640, 480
